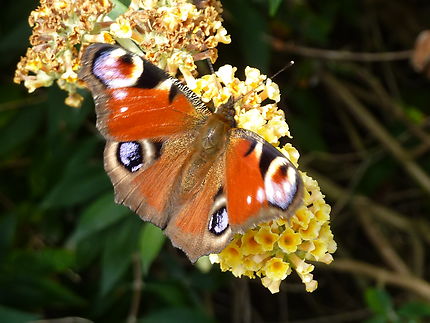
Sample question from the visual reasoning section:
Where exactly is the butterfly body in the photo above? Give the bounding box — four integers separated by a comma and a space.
79, 43, 303, 262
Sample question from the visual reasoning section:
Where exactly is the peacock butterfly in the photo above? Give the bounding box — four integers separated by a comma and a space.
78, 43, 303, 262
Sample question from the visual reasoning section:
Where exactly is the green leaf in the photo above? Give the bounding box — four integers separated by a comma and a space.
0, 305, 39, 323
9, 248, 75, 274
0, 105, 43, 157
42, 138, 110, 208
227, 0, 269, 71
46, 87, 92, 136
42, 169, 109, 208
398, 302, 430, 319
269, 0, 283, 16
364, 315, 388, 323
139, 223, 165, 275
139, 307, 215, 323
365, 288, 394, 317
144, 282, 190, 307
404, 104, 425, 124
109, 0, 129, 19
67, 193, 130, 246
0, 275, 85, 308
100, 216, 141, 296
0, 213, 16, 253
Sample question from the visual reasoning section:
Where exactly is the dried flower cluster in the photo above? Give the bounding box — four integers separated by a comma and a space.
15, 0, 336, 293
14, 0, 113, 107
14, 0, 230, 107
111, 0, 230, 84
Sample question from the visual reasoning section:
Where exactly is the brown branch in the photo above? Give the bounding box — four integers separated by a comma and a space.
323, 259, 430, 301
270, 38, 412, 62
310, 170, 428, 277
310, 171, 412, 231
352, 66, 430, 149
0, 95, 46, 111
321, 72, 430, 196
357, 209, 411, 276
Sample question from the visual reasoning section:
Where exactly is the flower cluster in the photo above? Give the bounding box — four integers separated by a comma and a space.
14, 0, 230, 107
112, 0, 230, 84
15, 0, 336, 293
197, 66, 337, 293
14, 0, 113, 107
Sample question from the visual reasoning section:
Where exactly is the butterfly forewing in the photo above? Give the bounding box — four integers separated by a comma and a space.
79, 43, 210, 142
225, 129, 303, 231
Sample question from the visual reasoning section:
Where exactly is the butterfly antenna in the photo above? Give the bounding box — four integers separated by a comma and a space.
233, 60, 295, 105
206, 58, 215, 75
269, 60, 294, 80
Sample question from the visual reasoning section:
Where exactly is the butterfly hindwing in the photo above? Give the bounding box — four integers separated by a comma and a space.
165, 157, 233, 262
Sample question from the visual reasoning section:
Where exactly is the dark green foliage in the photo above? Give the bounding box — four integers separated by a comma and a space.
1, 0, 430, 322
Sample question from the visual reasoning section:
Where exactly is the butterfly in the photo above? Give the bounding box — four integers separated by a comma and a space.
78, 43, 303, 262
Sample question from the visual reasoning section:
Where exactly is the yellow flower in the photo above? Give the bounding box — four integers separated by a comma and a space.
279, 143, 299, 167
254, 226, 279, 251
65, 92, 84, 108
309, 239, 329, 260
299, 218, 322, 241
237, 109, 266, 134
216, 242, 242, 271
278, 227, 302, 253
261, 277, 282, 294
263, 257, 291, 281
291, 207, 313, 231
110, 17, 133, 38
241, 230, 264, 256
243, 256, 264, 272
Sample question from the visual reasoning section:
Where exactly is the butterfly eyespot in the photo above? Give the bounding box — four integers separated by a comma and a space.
208, 206, 229, 235
117, 141, 143, 172
265, 160, 298, 211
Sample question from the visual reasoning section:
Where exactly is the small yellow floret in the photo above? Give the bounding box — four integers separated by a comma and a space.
254, 226, 279, 251
264, 257, 291, 281
278, 227, 302, 253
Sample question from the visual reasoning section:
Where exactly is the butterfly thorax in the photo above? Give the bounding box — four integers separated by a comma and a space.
180, 107, 234, 195
214, 98, 236, 128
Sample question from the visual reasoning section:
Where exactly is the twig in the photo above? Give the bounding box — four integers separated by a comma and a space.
323, 259, 430, 301
351, 66, 430, 149
270, 38, 412, 62
127, 253, 143, 323
322, 72, 430, 196
233, 279, 252, 323
310, 171, 412, 231
356, 209, 411, 276
0, 95, 46, 111
331, 157, 373, 217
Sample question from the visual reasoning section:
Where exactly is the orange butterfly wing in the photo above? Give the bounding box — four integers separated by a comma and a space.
79, 44, 209, 230
79, 43, 210, 142
225, 129, 303, 231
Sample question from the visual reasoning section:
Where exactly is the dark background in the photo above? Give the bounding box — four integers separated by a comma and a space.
1, 0, 430, 322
